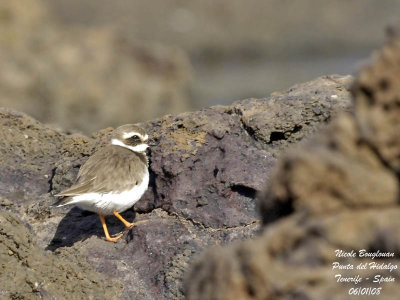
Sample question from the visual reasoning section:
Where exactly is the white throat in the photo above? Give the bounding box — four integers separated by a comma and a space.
111, 138, 149, 152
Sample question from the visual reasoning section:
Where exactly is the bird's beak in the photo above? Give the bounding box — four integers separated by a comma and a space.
146, 140, 157, 156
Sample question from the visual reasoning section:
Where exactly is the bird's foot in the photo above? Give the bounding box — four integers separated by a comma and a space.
124, 219, 149, 231
105, 233, 123, 242
124, 222, 134, 230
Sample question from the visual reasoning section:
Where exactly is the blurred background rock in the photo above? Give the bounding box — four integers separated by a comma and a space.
0, 0, 191, 134
1, 0, 399, 133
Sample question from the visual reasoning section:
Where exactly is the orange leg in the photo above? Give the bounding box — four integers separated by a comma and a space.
113, 210, 148, 230
99, 214, 123, 242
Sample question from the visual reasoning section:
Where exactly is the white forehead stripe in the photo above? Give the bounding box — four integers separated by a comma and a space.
111, 138, 149, 152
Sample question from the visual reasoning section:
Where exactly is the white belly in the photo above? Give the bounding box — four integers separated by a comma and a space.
69, 172, 149, 215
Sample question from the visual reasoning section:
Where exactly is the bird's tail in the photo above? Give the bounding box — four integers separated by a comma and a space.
50, 196, 74, 207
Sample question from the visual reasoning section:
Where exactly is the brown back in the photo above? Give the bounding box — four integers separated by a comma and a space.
57, 145, 148, 195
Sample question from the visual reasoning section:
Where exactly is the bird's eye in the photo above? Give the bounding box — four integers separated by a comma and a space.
127, 135, 140, 142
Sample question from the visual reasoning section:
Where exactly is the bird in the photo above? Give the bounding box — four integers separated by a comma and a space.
53, 124, 150, 242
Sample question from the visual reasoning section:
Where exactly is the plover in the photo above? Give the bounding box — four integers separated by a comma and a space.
53, 124, 150, 242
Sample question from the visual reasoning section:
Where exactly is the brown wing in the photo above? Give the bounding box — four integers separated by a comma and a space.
56, 145, 147, 196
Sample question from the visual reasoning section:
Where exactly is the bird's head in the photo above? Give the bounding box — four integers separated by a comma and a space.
111, 124, 149, 153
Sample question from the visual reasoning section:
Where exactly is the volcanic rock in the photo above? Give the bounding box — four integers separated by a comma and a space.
0, 211, 122, 299
185, 30, 400, 300
0, 74, 351, 299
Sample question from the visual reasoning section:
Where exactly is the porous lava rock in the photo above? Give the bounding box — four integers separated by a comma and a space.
0, 74, 351, 299
0, 211, 122, 299
185, 31, 400, 300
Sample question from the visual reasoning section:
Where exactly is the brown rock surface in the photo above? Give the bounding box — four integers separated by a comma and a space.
0, 0, 192, 134
0, 74, 350, 299
0, 211, 122, 299
185, 33, 400, 300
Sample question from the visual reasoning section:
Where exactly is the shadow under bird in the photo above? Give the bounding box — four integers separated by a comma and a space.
53, 124, 150, 242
